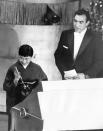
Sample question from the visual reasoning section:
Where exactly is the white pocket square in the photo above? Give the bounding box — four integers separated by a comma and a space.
63, 45, 69, 49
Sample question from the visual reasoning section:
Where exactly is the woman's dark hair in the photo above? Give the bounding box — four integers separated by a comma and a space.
74, 9, 91, 22
18, 44, 33, 57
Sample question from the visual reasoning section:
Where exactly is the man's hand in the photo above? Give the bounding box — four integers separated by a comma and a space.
64, 69, 77, 79
64, 73, 89, 80
76, 73, 85, 79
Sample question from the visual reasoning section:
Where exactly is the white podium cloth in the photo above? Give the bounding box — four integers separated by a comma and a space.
38, 79, 103, 131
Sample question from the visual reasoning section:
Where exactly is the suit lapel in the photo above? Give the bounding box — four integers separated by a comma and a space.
76, 30, 92, 59
67, 31, 74, 55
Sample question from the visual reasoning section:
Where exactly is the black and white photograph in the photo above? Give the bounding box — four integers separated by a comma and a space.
0, 0, 103, 131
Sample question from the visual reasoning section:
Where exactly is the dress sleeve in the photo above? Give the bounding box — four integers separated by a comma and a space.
3, 67, 16, 95
38, 66, 48, 81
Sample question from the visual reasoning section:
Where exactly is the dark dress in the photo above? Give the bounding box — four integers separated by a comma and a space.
3, 60, 48, 112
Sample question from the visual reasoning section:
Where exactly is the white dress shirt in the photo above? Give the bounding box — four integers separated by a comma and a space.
74, 28, 87, 60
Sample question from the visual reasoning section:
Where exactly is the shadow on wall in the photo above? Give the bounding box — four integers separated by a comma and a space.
0, 24, 19, 58
0, 24, 20, 90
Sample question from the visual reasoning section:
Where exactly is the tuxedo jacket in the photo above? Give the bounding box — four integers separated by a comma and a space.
54, 29, 103, 79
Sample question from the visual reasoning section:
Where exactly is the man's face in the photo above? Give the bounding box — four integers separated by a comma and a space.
19, 56, 32, 66
73, 14, 90, 33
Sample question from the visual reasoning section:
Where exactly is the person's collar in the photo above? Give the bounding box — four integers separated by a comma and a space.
18, 60, 31, 69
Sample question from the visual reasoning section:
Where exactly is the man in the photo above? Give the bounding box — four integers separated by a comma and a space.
3, 44, 48, 113
54, 9, 103, 79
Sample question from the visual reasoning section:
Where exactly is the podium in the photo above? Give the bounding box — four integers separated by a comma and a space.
11, 78, 103, 131
10, 91, 43, 131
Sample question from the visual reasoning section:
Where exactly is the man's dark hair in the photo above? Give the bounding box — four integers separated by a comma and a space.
74, 9, 91, 22
18, 44, 33, 57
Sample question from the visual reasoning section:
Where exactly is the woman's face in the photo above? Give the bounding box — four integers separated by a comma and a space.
19, 56, 32, 66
